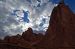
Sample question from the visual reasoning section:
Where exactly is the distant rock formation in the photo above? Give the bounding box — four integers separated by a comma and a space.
0, 1, 75, 49
0, 28, 43, 49
22, 28, 33, 41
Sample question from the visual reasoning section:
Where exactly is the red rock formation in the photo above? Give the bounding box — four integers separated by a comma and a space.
36, 1, 75, 49
4, 34, 32, 48
0, 0, 75, 49
22, 28, 43, 45
22, 28, 33, 41
0, 39, 2, 43
0, 28, 43, 49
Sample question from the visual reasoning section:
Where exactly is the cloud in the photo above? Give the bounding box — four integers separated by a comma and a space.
28, 0, 57, 32
0, 0, 57, 39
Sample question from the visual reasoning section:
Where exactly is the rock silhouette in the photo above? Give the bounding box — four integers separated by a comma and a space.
0, 1, 75, 49
36, 1, 75, 49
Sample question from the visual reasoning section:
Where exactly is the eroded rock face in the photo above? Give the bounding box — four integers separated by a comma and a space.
36, 2, 75, 49
22, 28, 43, 45
0, 28, 43, 49
22, 28, 33, 41
0, 1, 75, 49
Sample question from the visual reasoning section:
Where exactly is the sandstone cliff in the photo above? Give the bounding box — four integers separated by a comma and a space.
0, 1, 75, 49
36, 1, 75, 49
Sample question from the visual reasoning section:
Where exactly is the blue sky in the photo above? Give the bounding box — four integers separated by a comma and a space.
65, 0, 75, 13
0, 0, 75, 38
23, 0, 75, 23
52, 0, 75, 13
22, 0, 75, 23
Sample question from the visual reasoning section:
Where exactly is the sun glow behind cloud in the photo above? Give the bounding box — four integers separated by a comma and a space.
0, 0, 57, 38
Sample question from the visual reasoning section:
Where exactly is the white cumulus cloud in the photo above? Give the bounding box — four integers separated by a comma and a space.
0, 0, 57, 39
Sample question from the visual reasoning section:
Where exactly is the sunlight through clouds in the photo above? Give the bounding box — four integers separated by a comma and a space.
0, 0, 57, 38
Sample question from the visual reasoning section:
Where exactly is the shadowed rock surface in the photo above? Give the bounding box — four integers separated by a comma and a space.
0, 1, 75, 49
36, 1, 75, 49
